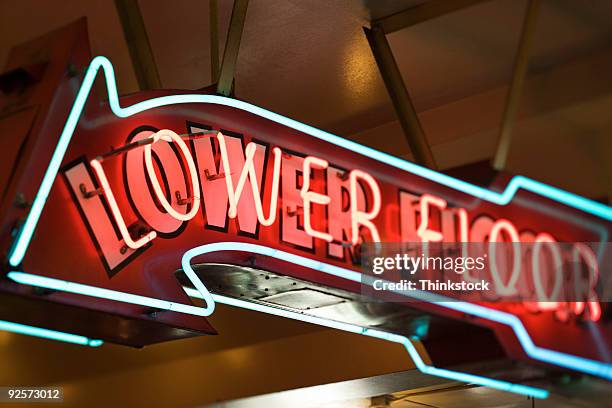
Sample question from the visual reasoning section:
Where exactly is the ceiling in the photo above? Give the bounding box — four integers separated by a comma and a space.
2, 0, 610, 198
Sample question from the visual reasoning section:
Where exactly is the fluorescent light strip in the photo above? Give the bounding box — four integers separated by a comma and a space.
7, 272, 214, 317
180, 242, 612, 380
8, 55, 611, 268
182, 288, 548, 399
0, 319, 103, 347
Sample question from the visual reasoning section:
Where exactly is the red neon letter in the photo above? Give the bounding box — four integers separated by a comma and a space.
572, 243, 601, 322
456, 208, 469, 243
399, 191, 420, 242
417, 194, 446, 243
217, 132, 281, 226
64, 162, 135, 270
349, 170, 381, 245
488, 219, 520, 296
532, 233, 562, 310
301, 156, 332, 242
143, 129, 200, 221
125, 129, 183, 235
280, 154, 313, 249
327, 166, 363, 260
90, 158, 157, 249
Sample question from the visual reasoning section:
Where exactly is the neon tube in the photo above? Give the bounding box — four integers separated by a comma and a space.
301, 156, 333, 242
182, 288, 549, 399
0, 319, 103, 347
90, 158, 157, 249
531, 233, 562, 308
8, 55, 611, 268
349, 169, 381, 245
179, 243, 612, 380
488, 219, 521, 296
8, 242, 612, 381
144, 129, 201, 221
7, 271, 214, 317
217, 133, 282, 226
572, 244, 602, 321
416, 194, 447, 243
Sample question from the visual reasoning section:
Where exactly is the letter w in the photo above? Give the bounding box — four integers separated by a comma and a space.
217, 132, 281, 227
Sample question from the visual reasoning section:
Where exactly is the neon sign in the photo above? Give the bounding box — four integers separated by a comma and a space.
3, 56, 610, 391
65, 127, 604, 322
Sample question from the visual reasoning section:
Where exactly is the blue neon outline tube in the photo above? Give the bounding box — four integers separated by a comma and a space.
7, 271, 214, 317
179, 243, 612, 380
0, 319, 103, 347
8, 241, 612, 381
180, 288, 548, 399
8, 55, 611, 268
0, 272, 548, 399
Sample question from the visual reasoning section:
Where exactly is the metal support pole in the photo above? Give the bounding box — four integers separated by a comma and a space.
492, 0, 541, 170
364, 25, 437, 169
373, 0, 492, 34
210, 0, 219, 82
217, 0, 249, 96
114, 0, 162, 90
